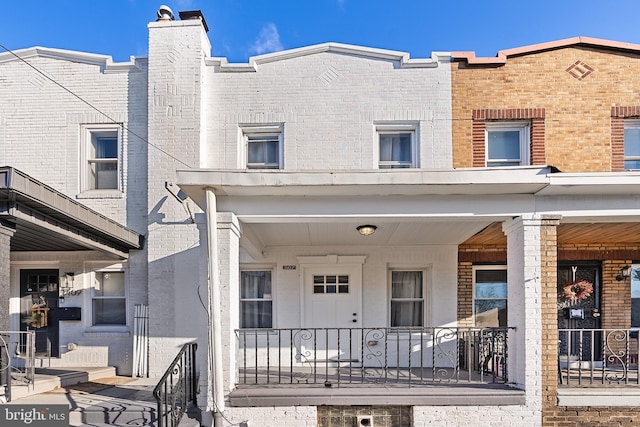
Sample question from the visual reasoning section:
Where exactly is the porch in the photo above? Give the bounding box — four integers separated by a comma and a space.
230, 326, 524, 406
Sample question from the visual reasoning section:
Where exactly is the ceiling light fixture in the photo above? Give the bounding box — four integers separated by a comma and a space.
357, 225, 377, 236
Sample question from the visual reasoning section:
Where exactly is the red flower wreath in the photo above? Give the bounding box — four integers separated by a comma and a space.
563, 280, 593, 300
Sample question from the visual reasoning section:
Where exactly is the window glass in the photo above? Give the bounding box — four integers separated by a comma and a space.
474, 268, 507, 327
379, 133, 413, 168
631, 267, 640, 327
486, 124, 528, 167
246, 132, 281, 169
488, 131, 520, 160
390, 271, 423, 327
241, 271, 273, 328
93, 271, 126, 325
84, 127, 120, 191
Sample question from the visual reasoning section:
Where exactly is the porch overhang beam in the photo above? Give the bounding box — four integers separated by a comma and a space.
0, 201, 130, 259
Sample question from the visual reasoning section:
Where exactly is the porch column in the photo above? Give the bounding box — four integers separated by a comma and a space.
502, 214, 560, 405
205, 189, 224, 422
0, 225, 15, 331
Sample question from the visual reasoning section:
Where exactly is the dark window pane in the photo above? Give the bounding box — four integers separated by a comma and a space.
391, 301, 423, 327
391, 271, 422, 298
338, 285, 349, 294
326, 285, 336, 294
241, 301, 272, 328
93, 299, 126, 325
326, 276, 336, 284
338, 276, 349, 283
314, 285, 324, 294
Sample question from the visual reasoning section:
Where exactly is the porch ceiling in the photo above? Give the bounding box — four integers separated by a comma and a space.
244, 220, 494, 247
463, 222, 640, 245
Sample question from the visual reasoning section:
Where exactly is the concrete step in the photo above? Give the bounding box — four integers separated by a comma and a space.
9, 366, 116, 400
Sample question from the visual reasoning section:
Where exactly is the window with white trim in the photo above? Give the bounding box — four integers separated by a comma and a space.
624, 121, 640, 170
473, 266, 507, 327
242, 125, 283, 169
377, 124, 418, 169
240, 270, 273, 328
389, 270, 424, 327
486, 122, 529, 167
81, 124, 121, 192
92, 271, 126, 325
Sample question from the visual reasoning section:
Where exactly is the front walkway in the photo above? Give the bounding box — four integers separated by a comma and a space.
7, 375, 199, 426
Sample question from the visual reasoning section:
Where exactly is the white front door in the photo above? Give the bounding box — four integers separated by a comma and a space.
299, 258, 364, 363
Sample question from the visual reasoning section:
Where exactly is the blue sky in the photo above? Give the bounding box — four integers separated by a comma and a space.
2, 0, 640, 63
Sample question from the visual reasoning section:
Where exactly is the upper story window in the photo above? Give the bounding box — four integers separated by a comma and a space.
473, 266, 507, 327
389, 270, 425, 327
486, 122, 530, 167
242, 125, 283, 169
624, 120, 640, 170
241, 270, 273, 328
81, 124, 121, 192
377, 124, 418, 169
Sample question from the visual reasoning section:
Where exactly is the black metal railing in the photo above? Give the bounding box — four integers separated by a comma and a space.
558, 328, 640, 386
0, 331, 35, 402
235, 327, 513, 387
153, 342, 198, 427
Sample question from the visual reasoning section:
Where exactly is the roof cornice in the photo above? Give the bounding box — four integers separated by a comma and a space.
0, 46, 144, 73
206, 42, 451, 72
453, 36, 640, 65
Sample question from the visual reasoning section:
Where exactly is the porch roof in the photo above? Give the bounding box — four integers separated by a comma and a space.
0, 167, 142, 259
176, 167, 640, 252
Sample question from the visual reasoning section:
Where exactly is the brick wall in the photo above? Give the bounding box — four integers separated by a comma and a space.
452, 46, 640, 171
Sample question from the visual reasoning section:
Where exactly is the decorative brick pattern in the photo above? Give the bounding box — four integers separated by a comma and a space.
565, 60, 594, 80
471, 108, 546, 167
317, 406, 411, 427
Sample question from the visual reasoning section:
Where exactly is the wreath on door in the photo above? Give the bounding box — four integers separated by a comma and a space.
562, 280, 593, 301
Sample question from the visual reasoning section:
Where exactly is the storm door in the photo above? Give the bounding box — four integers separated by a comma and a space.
557, 262, 601, 363
20, 269, 60, 357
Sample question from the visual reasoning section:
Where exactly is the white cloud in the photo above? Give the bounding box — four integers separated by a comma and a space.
250, 23, 284, 55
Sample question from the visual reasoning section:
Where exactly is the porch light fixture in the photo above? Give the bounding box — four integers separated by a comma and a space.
357, 225, 377, 236
616, 266, 632, 281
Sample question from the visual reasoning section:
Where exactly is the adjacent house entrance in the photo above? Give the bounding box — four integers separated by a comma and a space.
19, 269, 60, 357
557, 262, 602, 365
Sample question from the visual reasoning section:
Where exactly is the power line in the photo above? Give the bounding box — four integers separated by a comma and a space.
0, 43, 193, 169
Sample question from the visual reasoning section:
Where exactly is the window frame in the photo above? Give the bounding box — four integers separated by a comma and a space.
240, 268, 275, 329
388, 268, 427, 328
624, 120, 640, 171
80, 124, 122, 193
91, 267, 127, 327
472, 265, 508, 327
241, 125, 283, 170
485, 122, 530, 167
376, 123, 418, 169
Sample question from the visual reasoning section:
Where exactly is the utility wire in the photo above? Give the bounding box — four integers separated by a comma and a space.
0, 43, 193, 169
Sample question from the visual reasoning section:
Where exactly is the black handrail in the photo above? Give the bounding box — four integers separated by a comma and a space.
153, 342, 198, 427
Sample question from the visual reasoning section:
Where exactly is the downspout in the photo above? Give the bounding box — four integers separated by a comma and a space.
205, 188, 224, 427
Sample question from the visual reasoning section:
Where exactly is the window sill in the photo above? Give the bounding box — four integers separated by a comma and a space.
77, 190, 123, 199
83, 326, 130, 337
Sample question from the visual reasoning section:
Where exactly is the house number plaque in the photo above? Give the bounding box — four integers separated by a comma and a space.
283, 265, 297, 270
